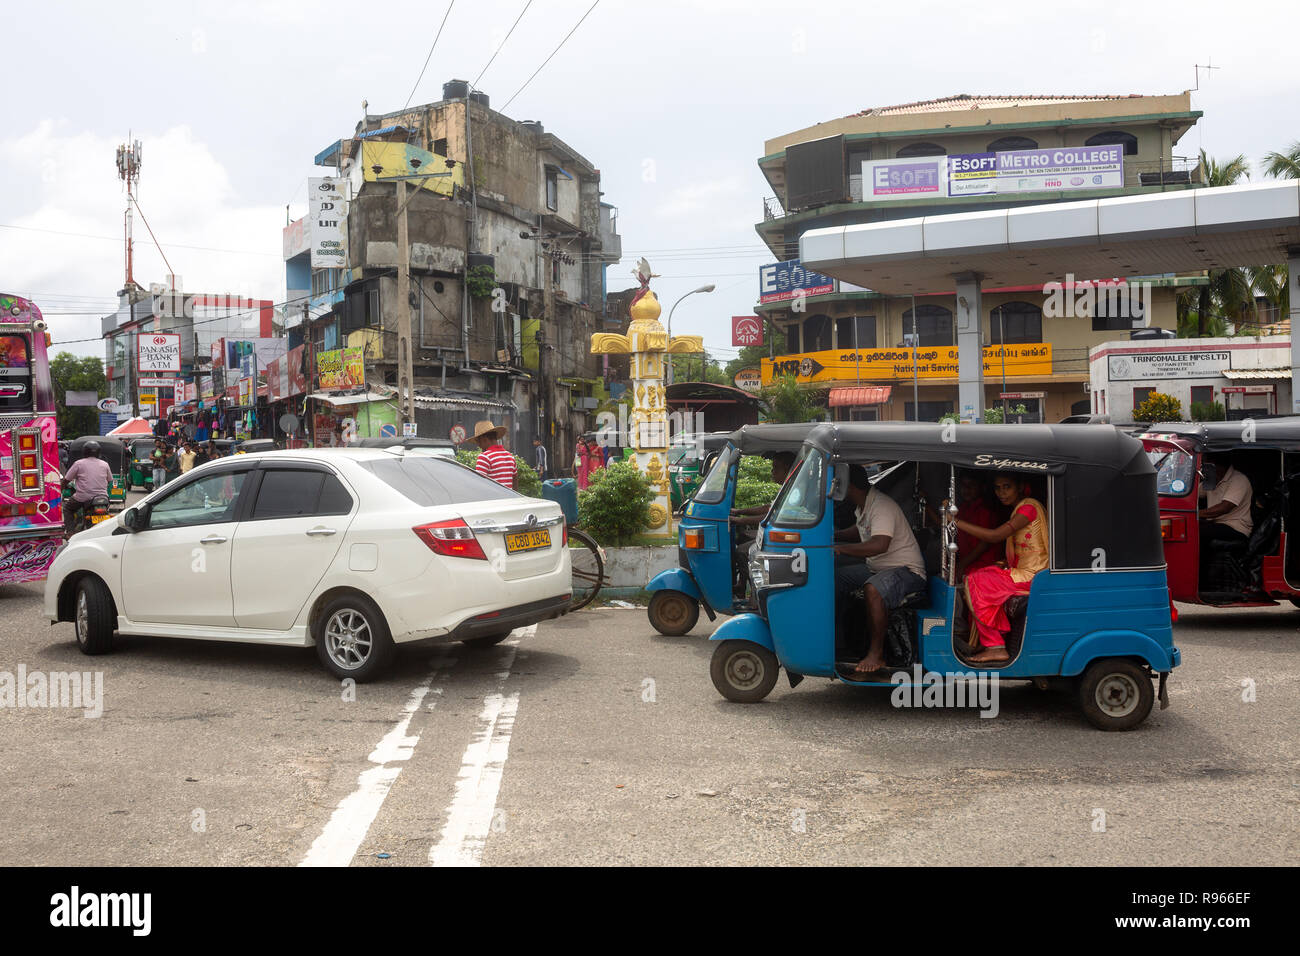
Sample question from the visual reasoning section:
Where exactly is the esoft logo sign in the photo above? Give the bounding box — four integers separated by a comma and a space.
49, 886, 151, 936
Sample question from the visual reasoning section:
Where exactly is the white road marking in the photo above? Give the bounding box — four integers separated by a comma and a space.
300, 669, 447, 867
429, 627, 532, 867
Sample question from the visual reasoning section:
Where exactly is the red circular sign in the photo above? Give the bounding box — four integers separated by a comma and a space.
449, 424, 467, 443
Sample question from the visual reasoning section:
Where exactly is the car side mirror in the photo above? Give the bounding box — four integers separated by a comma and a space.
830, 462, 849, 501
119, 507, 139, 532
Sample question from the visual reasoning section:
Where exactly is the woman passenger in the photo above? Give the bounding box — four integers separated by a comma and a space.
954, 472, 1049, 665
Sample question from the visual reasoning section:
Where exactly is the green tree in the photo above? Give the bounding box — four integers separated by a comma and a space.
759, 373, 822, 423
1195, 151, 1254, 335
49, 352, 107, 438
1263, 141, 1300, 180
1133, 392, 1183, 423
577, 460, 654, 545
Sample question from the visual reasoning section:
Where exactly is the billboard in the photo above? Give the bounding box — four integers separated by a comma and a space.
309, 178, 346, 269
223, 338, 287, 376
316, 347, 365, 389
861, 146, 1125, 202
761, 344, 1052, 385
266, 346, 308, 401
758, 260, 835, 304
732, 315, 764, 347
138, 333, 181, 373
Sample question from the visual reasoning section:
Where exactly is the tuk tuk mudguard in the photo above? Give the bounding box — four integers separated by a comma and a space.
708, 613, 776, 654
1059, 632, 1178, 676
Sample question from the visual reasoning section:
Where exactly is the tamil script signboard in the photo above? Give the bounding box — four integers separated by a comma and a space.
761, 344, 1052, 385
137, 333, 181, 373
309, 177, 347, 269
862, 146, 1124, 202
758, 260, 835, 304
1107, 350, 1230, 381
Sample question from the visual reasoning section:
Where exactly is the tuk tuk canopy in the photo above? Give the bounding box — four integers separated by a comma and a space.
782, 422, 1164, 574
1137, 418, 1300, 454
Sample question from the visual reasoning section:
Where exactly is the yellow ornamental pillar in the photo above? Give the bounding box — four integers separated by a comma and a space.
590, 261, 702, 538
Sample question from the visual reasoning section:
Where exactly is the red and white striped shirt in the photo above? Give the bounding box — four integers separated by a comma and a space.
475, 445, 517, 489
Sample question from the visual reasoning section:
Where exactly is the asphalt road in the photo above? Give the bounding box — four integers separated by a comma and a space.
0, 576, 1295, 866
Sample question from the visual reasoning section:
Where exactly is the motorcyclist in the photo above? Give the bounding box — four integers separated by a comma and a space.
62, 440, 114, 534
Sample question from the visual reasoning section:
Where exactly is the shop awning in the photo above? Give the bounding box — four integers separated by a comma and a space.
829, 386, 893, 407
1222, 368, 1291, 380
309, 390, 395, 406
413, 394, 514, 411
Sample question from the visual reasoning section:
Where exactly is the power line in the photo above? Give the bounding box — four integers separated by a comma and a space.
403, 0, 457, 110
501, 0, 601, 111
0, 223, 281, 258
473, 1, 533, 88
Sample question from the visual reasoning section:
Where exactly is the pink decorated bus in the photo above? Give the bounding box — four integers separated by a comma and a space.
0, 293, 62, 585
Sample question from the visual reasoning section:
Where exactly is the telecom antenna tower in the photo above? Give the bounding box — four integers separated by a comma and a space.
115, 137, 143, 294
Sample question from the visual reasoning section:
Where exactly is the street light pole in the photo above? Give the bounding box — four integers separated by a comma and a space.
665, 284, 715, 385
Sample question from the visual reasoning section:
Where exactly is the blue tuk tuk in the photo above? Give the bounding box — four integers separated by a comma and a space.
707, 422, 1180, 731
646, 425, 823, 636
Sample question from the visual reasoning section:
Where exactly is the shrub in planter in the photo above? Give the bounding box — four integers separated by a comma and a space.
456, 448, 543, 498
577, 460, 654, 546
1133, 392, 1183, 423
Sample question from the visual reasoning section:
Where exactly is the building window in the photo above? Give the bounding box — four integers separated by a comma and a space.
905, 401, 954, 422
1133, 387, 1155, 411
897, 142, 946, 157
989, 301, 1043, 344
901, 304, 953, 347
837, 315, 876, 350
803, 314, 833, 352
433, 137, 448, 157
1191, 385, 1215, 407
784, 323, 801, 354
545, 168, 558, 211
1085, 130, 1139, 156
987, 136, 1038, 152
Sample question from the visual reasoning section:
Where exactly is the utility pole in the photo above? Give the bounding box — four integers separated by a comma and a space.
542, 241, 554, 460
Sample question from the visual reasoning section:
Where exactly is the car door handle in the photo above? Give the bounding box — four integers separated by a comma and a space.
199, 535, 228, 545
305, 528, 337, 537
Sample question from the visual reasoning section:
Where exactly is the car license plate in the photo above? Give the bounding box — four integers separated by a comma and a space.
504, 529, 551, 554
89, 514, 111, 525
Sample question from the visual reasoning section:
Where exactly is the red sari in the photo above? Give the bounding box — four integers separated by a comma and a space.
963, 498, 1049, 649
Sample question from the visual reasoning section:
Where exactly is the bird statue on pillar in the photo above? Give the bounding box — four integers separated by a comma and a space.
589, 258, 704, 537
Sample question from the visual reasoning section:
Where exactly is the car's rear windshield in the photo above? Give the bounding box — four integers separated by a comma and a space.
358, 455, 519, 506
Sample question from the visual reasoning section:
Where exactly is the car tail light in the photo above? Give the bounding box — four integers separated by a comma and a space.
562, 524, 568, 547
1160, 516, 1186, 542
413, 518, 487, 560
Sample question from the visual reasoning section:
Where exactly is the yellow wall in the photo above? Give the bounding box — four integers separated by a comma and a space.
360, 141, 463, 196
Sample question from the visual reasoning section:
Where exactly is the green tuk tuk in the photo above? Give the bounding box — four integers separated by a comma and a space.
126, 436, 158, 491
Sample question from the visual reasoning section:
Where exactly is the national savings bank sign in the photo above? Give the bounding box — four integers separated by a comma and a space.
863, 145, 1124, 201
759, 259, 836, 304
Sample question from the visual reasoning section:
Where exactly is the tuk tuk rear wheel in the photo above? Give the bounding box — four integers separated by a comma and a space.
1078, 659, 1153, 731
710, 640, 779, 703
648, 590, 700, 636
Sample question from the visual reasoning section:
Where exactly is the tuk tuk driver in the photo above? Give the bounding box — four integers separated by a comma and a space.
833, 464, 928, 676
1198, 453, 1253, 568
730, 452, 796, 527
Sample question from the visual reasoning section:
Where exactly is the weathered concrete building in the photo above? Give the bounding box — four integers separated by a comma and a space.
300, 80, 622, 457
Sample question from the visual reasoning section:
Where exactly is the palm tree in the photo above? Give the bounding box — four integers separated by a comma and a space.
1263, 141, 1300, 180
1195, 151, 1252, 336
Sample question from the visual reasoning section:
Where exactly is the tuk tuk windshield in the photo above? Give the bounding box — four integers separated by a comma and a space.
769, 445, 824, 528
1146, 446, 1195, 496
692, 444, 736, 505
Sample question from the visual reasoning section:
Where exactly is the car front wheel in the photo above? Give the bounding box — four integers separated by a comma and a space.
74, 577, 116, 655
314, 594, 394, 682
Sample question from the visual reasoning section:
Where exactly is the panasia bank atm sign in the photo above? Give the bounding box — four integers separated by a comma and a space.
732, 315, 763, 347
137, 333, 181, 373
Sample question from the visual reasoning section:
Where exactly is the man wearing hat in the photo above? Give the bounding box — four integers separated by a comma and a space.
468, 420, 516, 489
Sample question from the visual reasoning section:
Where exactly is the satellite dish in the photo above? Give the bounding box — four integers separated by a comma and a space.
279, 413, 300, 435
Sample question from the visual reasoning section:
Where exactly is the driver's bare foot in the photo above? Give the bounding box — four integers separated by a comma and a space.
968, 647, 1010, 665
853, 654, 887, 673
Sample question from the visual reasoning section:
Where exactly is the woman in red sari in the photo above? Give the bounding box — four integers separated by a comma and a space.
954, 473, 1050, 665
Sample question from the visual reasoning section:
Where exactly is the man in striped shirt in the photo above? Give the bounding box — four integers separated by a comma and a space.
470, 420, 517, 489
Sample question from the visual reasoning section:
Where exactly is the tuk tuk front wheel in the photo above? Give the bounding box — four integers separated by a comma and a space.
1078, 659, 1153, 731
648, 590, 700, 636
710, 640, 779, 703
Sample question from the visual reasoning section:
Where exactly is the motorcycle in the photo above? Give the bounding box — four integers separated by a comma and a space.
62, 479, 113, 537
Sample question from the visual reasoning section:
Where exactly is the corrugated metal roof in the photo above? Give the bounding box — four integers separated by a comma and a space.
855, 93, 1142, 117
1222, 368, 1292, 380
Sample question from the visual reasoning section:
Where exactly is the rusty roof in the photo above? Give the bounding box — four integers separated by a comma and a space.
854, 93, 1147, 116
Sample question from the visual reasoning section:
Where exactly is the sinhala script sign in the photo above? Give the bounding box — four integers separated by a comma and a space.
309, 177, 346, 269
138, 333, 181, 373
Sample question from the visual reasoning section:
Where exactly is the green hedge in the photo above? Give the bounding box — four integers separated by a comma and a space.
455, 448, 542, 497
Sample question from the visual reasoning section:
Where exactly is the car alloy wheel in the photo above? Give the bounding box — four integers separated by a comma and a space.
75, 590, 89, 648
324, 608, 374, 671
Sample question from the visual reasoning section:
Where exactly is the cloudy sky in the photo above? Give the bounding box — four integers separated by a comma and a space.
5, 0, 1297, 364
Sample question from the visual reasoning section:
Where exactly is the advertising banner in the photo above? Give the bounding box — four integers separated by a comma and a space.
138, 333, 181, 373
138, 377, 177, 389
862, 146, 1124, 202
758, 260, 835, 304
861, 158, 946, 201
237, 378, 252, 406
733, 367, 762, 392
761, 344, 1053, 385
224, 337, 286, 375
316, 347, 365, 389
266, 346, 308, 401
732, 315, 764, 347
309, 177, 347, 269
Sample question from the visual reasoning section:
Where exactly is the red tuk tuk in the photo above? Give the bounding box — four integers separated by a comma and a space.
1138, 420, 1300, 608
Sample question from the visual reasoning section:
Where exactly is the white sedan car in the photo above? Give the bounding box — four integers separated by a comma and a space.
45, 449, 571, 681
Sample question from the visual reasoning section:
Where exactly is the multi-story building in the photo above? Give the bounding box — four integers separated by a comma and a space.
753, 92, 1207, 422
287, 80, 622, 454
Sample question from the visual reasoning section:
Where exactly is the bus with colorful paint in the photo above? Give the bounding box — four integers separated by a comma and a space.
0, 294, 63, 585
